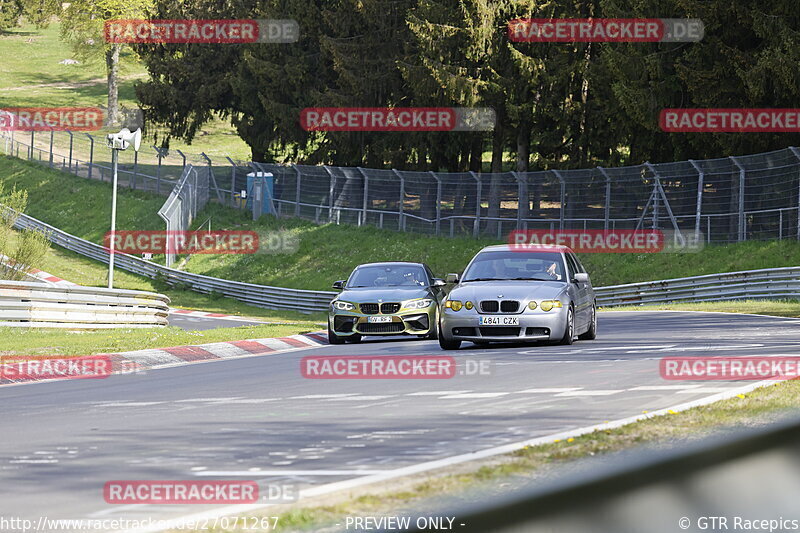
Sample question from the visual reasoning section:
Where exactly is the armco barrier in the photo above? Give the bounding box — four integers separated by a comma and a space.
11, 212, 337, 314
10, 210, 799, 312
0, 280, 170, 328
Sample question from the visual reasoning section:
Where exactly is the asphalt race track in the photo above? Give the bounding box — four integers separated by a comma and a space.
1, 311, 799, 528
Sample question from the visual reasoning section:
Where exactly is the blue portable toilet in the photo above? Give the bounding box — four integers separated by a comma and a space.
245, 172, 275, 215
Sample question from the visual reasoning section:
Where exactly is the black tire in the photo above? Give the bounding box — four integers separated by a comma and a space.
346, 333, 362, 343
423, 311, 439, 340
327, 325, 345, 345
439, 337, 461, 350
558, 305, 575, 345
578, 304, 597, 340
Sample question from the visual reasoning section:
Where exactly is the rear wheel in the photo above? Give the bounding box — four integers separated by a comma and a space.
578, 304, 597, 340
327, 324, 345, 345
558, 306, 575, 345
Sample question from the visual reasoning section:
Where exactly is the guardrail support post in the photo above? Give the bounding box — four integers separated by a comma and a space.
729, 156, 746, 241
689, 159, 704, 242
789, 147, 800, 241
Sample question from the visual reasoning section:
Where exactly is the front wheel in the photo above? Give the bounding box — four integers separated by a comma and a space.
578, 304, 597, 340
328, 324, 345, 345
423, 310, 439, 340
439, 337, 461, 350
558, 306, 575, 345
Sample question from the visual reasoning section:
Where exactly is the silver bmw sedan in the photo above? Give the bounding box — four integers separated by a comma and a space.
438, 244, 597, 350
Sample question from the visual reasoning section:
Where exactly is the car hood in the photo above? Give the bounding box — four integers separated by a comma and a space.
448, 280, 567, 302
336, 286, 432, 304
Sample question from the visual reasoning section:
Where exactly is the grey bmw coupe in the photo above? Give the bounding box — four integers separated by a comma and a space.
438, 244, 597, 350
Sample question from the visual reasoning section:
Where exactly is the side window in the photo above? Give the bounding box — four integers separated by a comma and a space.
564, 254, 579, 278
424, 265, 435, 285
570, 253, 586, 273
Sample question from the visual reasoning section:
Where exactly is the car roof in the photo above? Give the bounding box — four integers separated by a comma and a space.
477, 244, 574, 254
354, 262, 427, 269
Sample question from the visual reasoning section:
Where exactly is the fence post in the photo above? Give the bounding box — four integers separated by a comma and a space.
132, 150, 139, 190
67, 131, 73, 173
84, 133, 94, 180
153, 146, 167, 195
597, 167, 611, 231
176, 149, 187, 169
688, 159, 704, 242
551, 169, 565, 230
789, 147, 800, 241
48, 130, 54, 168
354, 167, 369, 227
729, 156, 746, 241
430, 171, 442, 235
512, 171, 526, 230
392, 169, 405, 230
468, 171, 482, 237
324, 165, 335, 222
293, 164, 301, 217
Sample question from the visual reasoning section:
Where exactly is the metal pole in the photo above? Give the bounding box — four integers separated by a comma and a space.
108, 149, 119, 289
730, 156, 746, 241
84, 134, 94, 180
132, 150, 139, 190
176, 149, 186, 169
392, 169, 405, 231
468, 171, 481, 237
552, 170, 566, 230
689, 159, 704, 242
48, 130, 54, 168
357, 167, 369, 227
67, 131, 73, 173
154, 146, 165, 195
789, 147, 800, 241
293, 164, 301, 217
323, 165, 335, 222
512, 171, 524, 230
29, 131, 34, 160
597, 167, 611, 231
429, 171, 442, 235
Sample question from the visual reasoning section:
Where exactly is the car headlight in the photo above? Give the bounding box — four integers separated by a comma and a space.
527, 301, 538, 310
539, 300, 563, 312
332, 300, 355, 311
445, 300, 463, 311
402, 298, 433, 310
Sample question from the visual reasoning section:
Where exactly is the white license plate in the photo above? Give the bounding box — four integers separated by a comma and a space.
368, 316, 393, 323
479, 315, 519, 326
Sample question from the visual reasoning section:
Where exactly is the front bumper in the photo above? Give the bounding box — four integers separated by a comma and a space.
329, 307, 436, 337
439, 308, 568, 342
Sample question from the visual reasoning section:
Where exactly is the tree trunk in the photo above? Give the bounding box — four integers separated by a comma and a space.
106, 44, 120, 127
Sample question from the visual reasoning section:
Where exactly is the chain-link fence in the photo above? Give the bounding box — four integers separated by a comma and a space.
2, 123, 799, 244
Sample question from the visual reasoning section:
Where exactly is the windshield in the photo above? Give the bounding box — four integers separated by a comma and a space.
462, 251, 565, 282
347, 265, 429, 288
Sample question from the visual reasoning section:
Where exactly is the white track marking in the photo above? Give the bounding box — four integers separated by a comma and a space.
329, 395, 396, 401
194, 469, 393, 476
554, 390, 624, 396
438, 392, 509, 399
405, 390, 473, 396
289, 394, 360, 399
675, 387, 742, 393
629, 385, 704, 391
516, 387, 583, 393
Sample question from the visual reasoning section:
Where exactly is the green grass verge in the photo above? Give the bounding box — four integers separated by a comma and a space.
605, 300, 800, 318
218, 379, 800, 532
3, 155, 800, 294
0, 323, 320, 356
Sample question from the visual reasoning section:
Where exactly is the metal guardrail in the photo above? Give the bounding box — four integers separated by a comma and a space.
0, 280, 170, 328
403, 414, 800, 533
9, 210, 799, 314
11, 212, 337, 314
596, 267, 800, 307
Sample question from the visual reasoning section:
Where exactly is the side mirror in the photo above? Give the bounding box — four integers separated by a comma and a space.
573, 273, 589, 283
432, 278, 446, 287
332, 280, 345, 290
445, 273, 460, 284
